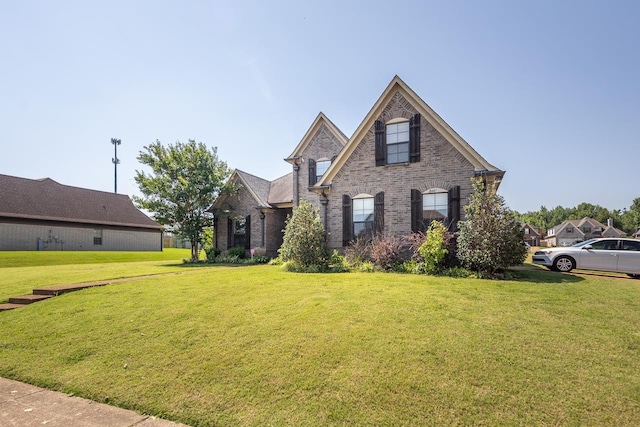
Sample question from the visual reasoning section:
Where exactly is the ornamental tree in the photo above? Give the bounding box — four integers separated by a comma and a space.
457, 177, 527, 276
134, 140, 232, 261
279, 200, 328, 270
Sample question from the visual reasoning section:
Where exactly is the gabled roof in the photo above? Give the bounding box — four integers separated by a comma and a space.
268, 172, 293, 206
285, 112, 348, 163
523, 223, 541, 236
546, 217, 626, 238
234, 170, 271, 208
0, 174, 161, 230
212, 169, 293, 210
317, 75, 504, 186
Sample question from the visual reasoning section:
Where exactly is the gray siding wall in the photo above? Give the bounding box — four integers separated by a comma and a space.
0, 223, 161, 251
324, 92, 475, 250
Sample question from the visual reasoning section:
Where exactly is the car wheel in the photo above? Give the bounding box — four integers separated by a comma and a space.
553, 256, 575, 272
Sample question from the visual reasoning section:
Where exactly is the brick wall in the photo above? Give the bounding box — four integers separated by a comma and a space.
323, 91, 475, 250
296, 123, 345, 211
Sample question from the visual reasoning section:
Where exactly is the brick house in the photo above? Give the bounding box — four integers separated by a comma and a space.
213, 76, 504, 256
545, 217, 625, 247
523, 223, 542, 246
0, 174, 163, 251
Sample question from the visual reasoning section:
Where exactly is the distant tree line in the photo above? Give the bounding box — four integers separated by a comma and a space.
515, 198, 640, 235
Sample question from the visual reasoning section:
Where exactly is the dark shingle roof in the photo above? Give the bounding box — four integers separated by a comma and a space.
268, 173, 293, 205
235, 170, 271, 207
0, 174, 161, 230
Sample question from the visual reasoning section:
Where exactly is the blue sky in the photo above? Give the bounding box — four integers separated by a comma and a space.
1, 1, 638, 213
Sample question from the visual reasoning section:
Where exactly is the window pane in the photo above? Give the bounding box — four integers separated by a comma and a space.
353, 197, 374, 238
423, 192, 448, 221
316, 160, 330, 179
397, 121, 410, 132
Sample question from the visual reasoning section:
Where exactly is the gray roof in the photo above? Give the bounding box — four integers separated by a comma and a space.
267, 173, 293, 205
0, 174, 161, 230
235, 170, 271, 207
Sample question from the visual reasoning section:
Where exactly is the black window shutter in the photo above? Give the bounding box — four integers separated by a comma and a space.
308, 159, 317, 186
245, 215, 251, 250
374, 192, 384, 236
342, 195, 353, 246
411, 189, 424, 233
409, 113, 421, 163
227, 217, 232, 248
375, 120, 386, 166
448, 186, 461, 231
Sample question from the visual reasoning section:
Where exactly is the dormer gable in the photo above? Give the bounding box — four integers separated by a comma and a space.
316, 75, 504, 189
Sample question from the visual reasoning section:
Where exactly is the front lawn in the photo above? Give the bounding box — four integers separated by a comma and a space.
1, 265, 639, 425
0, 249, 194, 303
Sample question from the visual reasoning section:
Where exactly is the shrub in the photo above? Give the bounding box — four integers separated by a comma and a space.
417, 221, 448, 274
369, 235, 405, 270
328, 250, 349, 273
279, 201, 328, 270
457, 178, 528, 276
344, 236, 371, 265
205, 247, 221, 261
443, 233, 460, 268
406, 232, 427, 262
227, 246, 246, 259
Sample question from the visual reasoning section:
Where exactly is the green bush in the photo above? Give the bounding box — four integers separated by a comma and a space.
457, 178, 528, 276
279, 201, 328, 270
328, 250, 349, 273
205, 247, 221, 261
228, 246, 246, 259
417, 221, 448, 274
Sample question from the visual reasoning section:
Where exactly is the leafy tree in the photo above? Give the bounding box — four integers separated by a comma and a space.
279, 200, 328, 270
134, 140, 232, 261
457, 178, 528, 276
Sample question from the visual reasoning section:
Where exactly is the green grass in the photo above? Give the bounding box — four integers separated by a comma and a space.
0, 248, 193, 268
0, 249, 194, 303
1, 264, 640, 426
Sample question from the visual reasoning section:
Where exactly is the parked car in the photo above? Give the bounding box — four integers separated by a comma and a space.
532, 238, 640, 277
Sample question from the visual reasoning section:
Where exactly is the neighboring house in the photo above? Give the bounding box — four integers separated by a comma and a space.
545, 217, 625, 247
213, 76, 504, 256
523, 223, 542, 246
635, 227, 640, 239
0, 174, 163, 251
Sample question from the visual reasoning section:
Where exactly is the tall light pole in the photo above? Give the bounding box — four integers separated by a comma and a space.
111, 138, 121, 193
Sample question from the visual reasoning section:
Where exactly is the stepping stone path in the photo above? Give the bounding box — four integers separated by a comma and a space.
0, 275, 174, 312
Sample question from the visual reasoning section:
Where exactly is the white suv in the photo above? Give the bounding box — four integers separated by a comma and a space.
532, 238, 640, 277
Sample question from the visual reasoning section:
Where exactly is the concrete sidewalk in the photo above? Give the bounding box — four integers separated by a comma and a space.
0, 377, 189, 426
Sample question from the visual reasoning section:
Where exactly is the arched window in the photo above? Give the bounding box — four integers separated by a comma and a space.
352, 194, 374, 238
423, 188, 448, 223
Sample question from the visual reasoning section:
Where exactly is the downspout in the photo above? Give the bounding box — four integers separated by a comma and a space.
320, 190, 329, 231
293, 163, 300, 207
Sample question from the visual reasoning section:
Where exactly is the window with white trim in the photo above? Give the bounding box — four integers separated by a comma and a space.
316, 159, 331, 182
353, 195, 374, 238
386, 121, 410, 164
423, 190, 448, 225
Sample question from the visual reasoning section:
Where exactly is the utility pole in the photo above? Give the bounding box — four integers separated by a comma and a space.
111, 138, 121, 193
